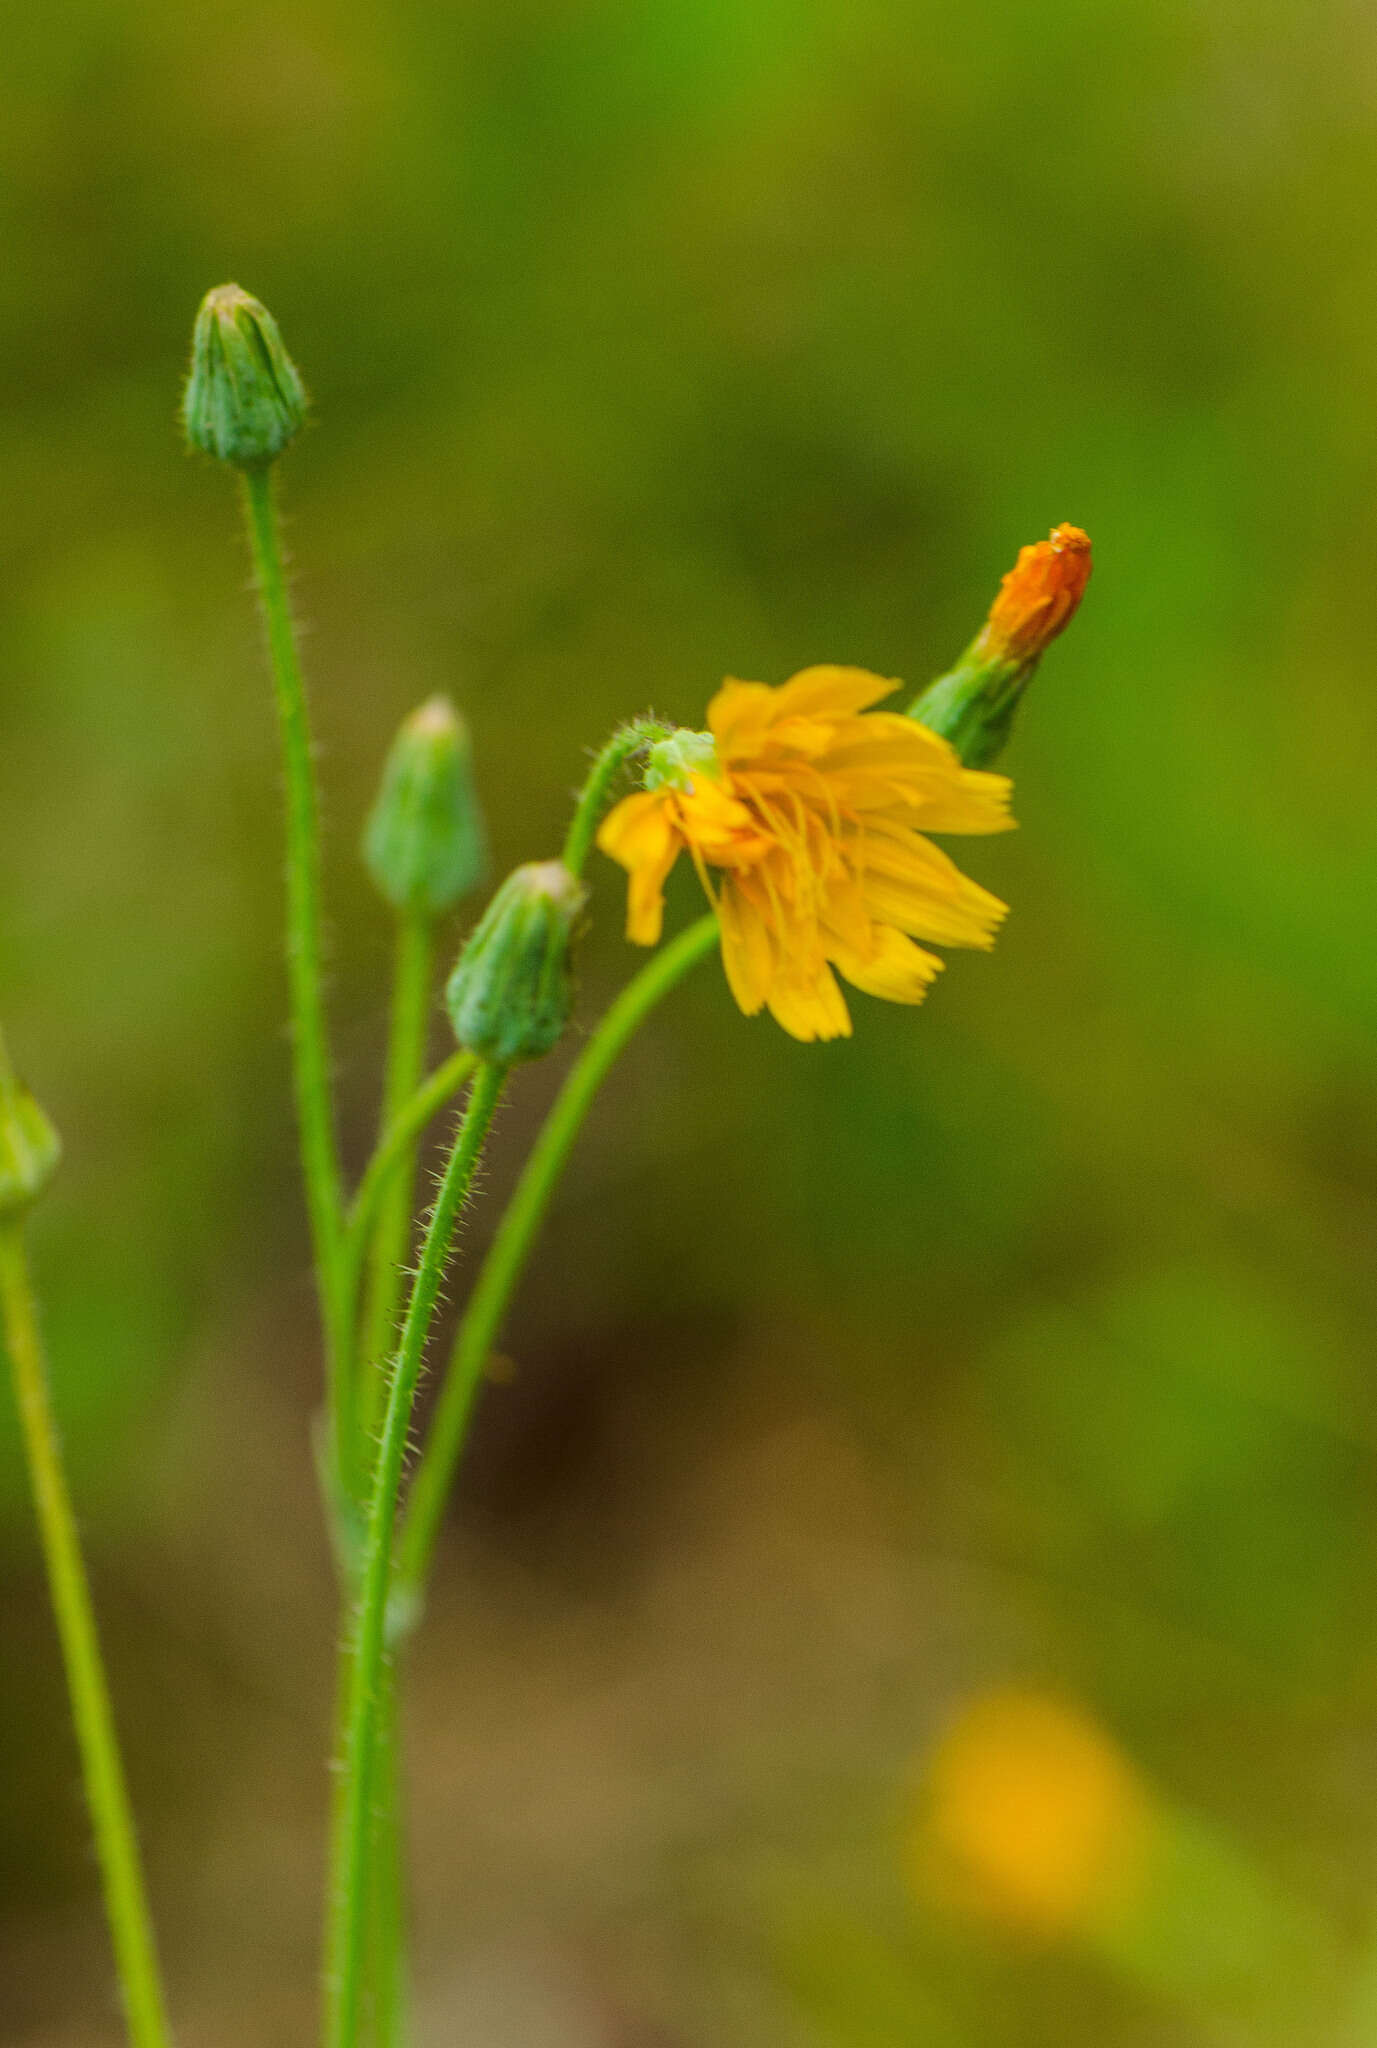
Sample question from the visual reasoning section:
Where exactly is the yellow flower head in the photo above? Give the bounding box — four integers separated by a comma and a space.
596, 665, 1014, 1042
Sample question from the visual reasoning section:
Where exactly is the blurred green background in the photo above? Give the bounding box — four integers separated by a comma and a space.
3, 0, 1377, 2041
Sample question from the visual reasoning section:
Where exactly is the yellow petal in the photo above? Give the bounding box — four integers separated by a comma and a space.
707, 678, 778, 756
860, 860, 1008, 949
766, 961, 853, 1042
815, 865, 874, 954
597, 790, 681, 946
829, 925, 944, 1005
819, 712, 962, 772
597, 788, 674, 866
676, 775, 768, 863
858, 823, 967, 891
626, 853, 677, 945
717, 878, 775, 1015
915, 768, 1016, 834
769, 665, 898, 722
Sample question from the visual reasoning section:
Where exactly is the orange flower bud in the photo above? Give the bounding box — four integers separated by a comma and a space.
976, 523, 1092, 663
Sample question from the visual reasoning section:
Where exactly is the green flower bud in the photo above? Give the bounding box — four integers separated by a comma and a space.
0, 1036, 60, 1220
182, 283, 307, 468
362, 696, 488, 917
445, 861, 588, 1065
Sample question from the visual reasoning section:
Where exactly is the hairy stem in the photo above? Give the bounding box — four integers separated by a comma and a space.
396, 914, 718, 1605
560, 717, 673, 877
0, 1227, 173, 2048
324, 1063, 506, 2048
339, 1049, 476, 1375
239, 466, 353, 1509
358, 914, 435, 1448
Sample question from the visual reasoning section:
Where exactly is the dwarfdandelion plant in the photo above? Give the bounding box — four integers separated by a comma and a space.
177, 279, 1091, 2048
2, 275, 1091, 2048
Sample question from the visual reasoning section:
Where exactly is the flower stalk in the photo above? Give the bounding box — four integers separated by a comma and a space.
0, 1215, 173, 2048
238, 464, 354, 1513
324, 1062, 507, 2048
561, 717, 674, 877
339, 1048, 476, 1364
357, 910, 435, 1433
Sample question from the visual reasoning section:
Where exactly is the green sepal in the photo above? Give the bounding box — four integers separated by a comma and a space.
182, 283, 307, 469
644, 729, 719, 792
0, 1044, 60, 1220
445, 861, 588, 1065
363, 696, 488, 916
907, 644, 1034, 770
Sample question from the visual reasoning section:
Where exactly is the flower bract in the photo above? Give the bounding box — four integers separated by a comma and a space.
597, 666, 1013, 1042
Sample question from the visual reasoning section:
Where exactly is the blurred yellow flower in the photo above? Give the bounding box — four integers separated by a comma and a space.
908, 1689, 1158, 1940
597, 666, 1013, 1042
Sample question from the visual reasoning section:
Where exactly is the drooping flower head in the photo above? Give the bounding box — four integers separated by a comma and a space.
597, 666, 1013, 1042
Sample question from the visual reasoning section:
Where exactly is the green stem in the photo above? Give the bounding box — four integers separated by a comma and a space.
358, 914, 435, 1445
0, 1227, 173, 2048
366, 1666, 409, 2048
395, 914, 718, 1605
339, 1049, 476, 1374
239, 466, 353, 1507
560, 717, 673, 877
324, 1063, 506, 2048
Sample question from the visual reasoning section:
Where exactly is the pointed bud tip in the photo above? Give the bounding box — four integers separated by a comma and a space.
408, 696, 465, 741
445, 861, 588, 1065
520, 859, 586, 906
182, 282, 307, 469
204, 282, 253, 315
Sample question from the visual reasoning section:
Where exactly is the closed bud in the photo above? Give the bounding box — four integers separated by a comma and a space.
182, 283, 307, 469
0, 1035, 60, 1221
975, 524, 1092, 666
909, 525, 1092, 768
445, 861, 587, 1065
363, 696, 488, 916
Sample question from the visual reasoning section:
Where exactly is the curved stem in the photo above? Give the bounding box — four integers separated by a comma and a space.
560, 717, 673, 877
339, 1049, 476, 1372
0, 1227, 173, 2048
240, 467, 352, 1506
324, 1063, 506, 2048
358, 913, 434, 1446
395, 914, 718, 1605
